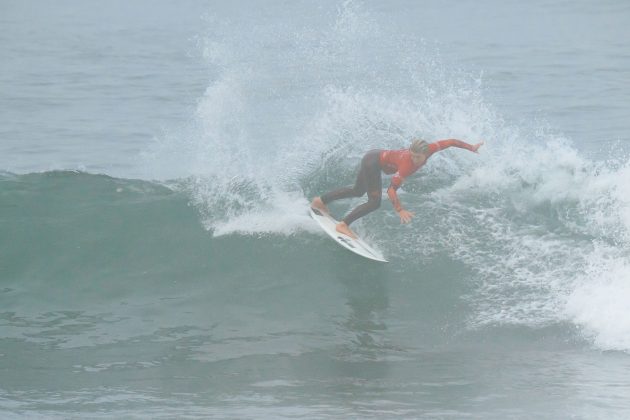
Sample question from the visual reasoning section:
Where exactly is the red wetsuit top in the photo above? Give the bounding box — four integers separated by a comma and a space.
379, 139, 476, 212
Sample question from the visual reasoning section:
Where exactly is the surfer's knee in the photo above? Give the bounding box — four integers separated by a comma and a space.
351, 187, 364, 197
367, 191, 381, 210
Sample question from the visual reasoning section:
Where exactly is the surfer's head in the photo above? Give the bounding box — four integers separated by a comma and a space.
410, 139, 429, 164
410, 139, 429, 154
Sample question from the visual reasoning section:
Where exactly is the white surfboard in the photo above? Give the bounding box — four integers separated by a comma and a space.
309, 208, 388, 263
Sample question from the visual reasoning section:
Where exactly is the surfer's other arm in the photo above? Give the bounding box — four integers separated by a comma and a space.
387, 181, 414, 224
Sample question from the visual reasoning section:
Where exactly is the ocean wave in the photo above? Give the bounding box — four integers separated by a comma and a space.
3, 160, 630, 354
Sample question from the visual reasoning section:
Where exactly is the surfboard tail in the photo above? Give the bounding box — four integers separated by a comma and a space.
308, 208, 388, 263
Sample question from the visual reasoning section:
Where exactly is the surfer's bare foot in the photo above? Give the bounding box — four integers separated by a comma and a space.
311, 197, 330, 214
336, 222, 357, 239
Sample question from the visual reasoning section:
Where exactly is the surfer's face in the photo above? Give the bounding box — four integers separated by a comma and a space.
411, 151, 426, 165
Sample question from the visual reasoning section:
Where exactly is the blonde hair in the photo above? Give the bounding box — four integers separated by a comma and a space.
410, 139, 429, 154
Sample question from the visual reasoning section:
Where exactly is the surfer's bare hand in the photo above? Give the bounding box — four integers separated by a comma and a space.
398, 209, 414, 224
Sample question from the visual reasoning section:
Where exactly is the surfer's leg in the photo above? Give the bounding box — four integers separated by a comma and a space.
336, 189, 381, 239
340, 151, 382, 227
313, 181, 362, 219
341, 189, 382, 226
320, 186, 360, 204
319, 151, 378, 205
313, 184, 359, 214
313, 185, 360, 217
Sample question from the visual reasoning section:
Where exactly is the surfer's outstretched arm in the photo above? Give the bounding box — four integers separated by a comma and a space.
429, 139, 484, 155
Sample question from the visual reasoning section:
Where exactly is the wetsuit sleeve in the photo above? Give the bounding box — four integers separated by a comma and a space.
428, 139, 475, 155
387, 174, 404, 212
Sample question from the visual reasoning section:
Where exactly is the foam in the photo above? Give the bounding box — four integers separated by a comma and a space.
210, 192, 319, 237
566, 245, 630, 351
430, 134, 630, 351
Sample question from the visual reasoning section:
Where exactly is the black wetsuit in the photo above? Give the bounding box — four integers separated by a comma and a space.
321, 149, 383, 225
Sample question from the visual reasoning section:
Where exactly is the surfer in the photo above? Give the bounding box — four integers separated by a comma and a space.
311, 138, 484, 238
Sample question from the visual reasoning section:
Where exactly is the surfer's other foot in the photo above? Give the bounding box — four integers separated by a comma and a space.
311, 197, 330, 214
336, 222, 357, 239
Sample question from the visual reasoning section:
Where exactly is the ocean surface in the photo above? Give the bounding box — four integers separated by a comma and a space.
2, 0, 630, 418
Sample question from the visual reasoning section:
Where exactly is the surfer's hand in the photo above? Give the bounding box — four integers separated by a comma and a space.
472, 141, 484, 153
398, 209, 414, 224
